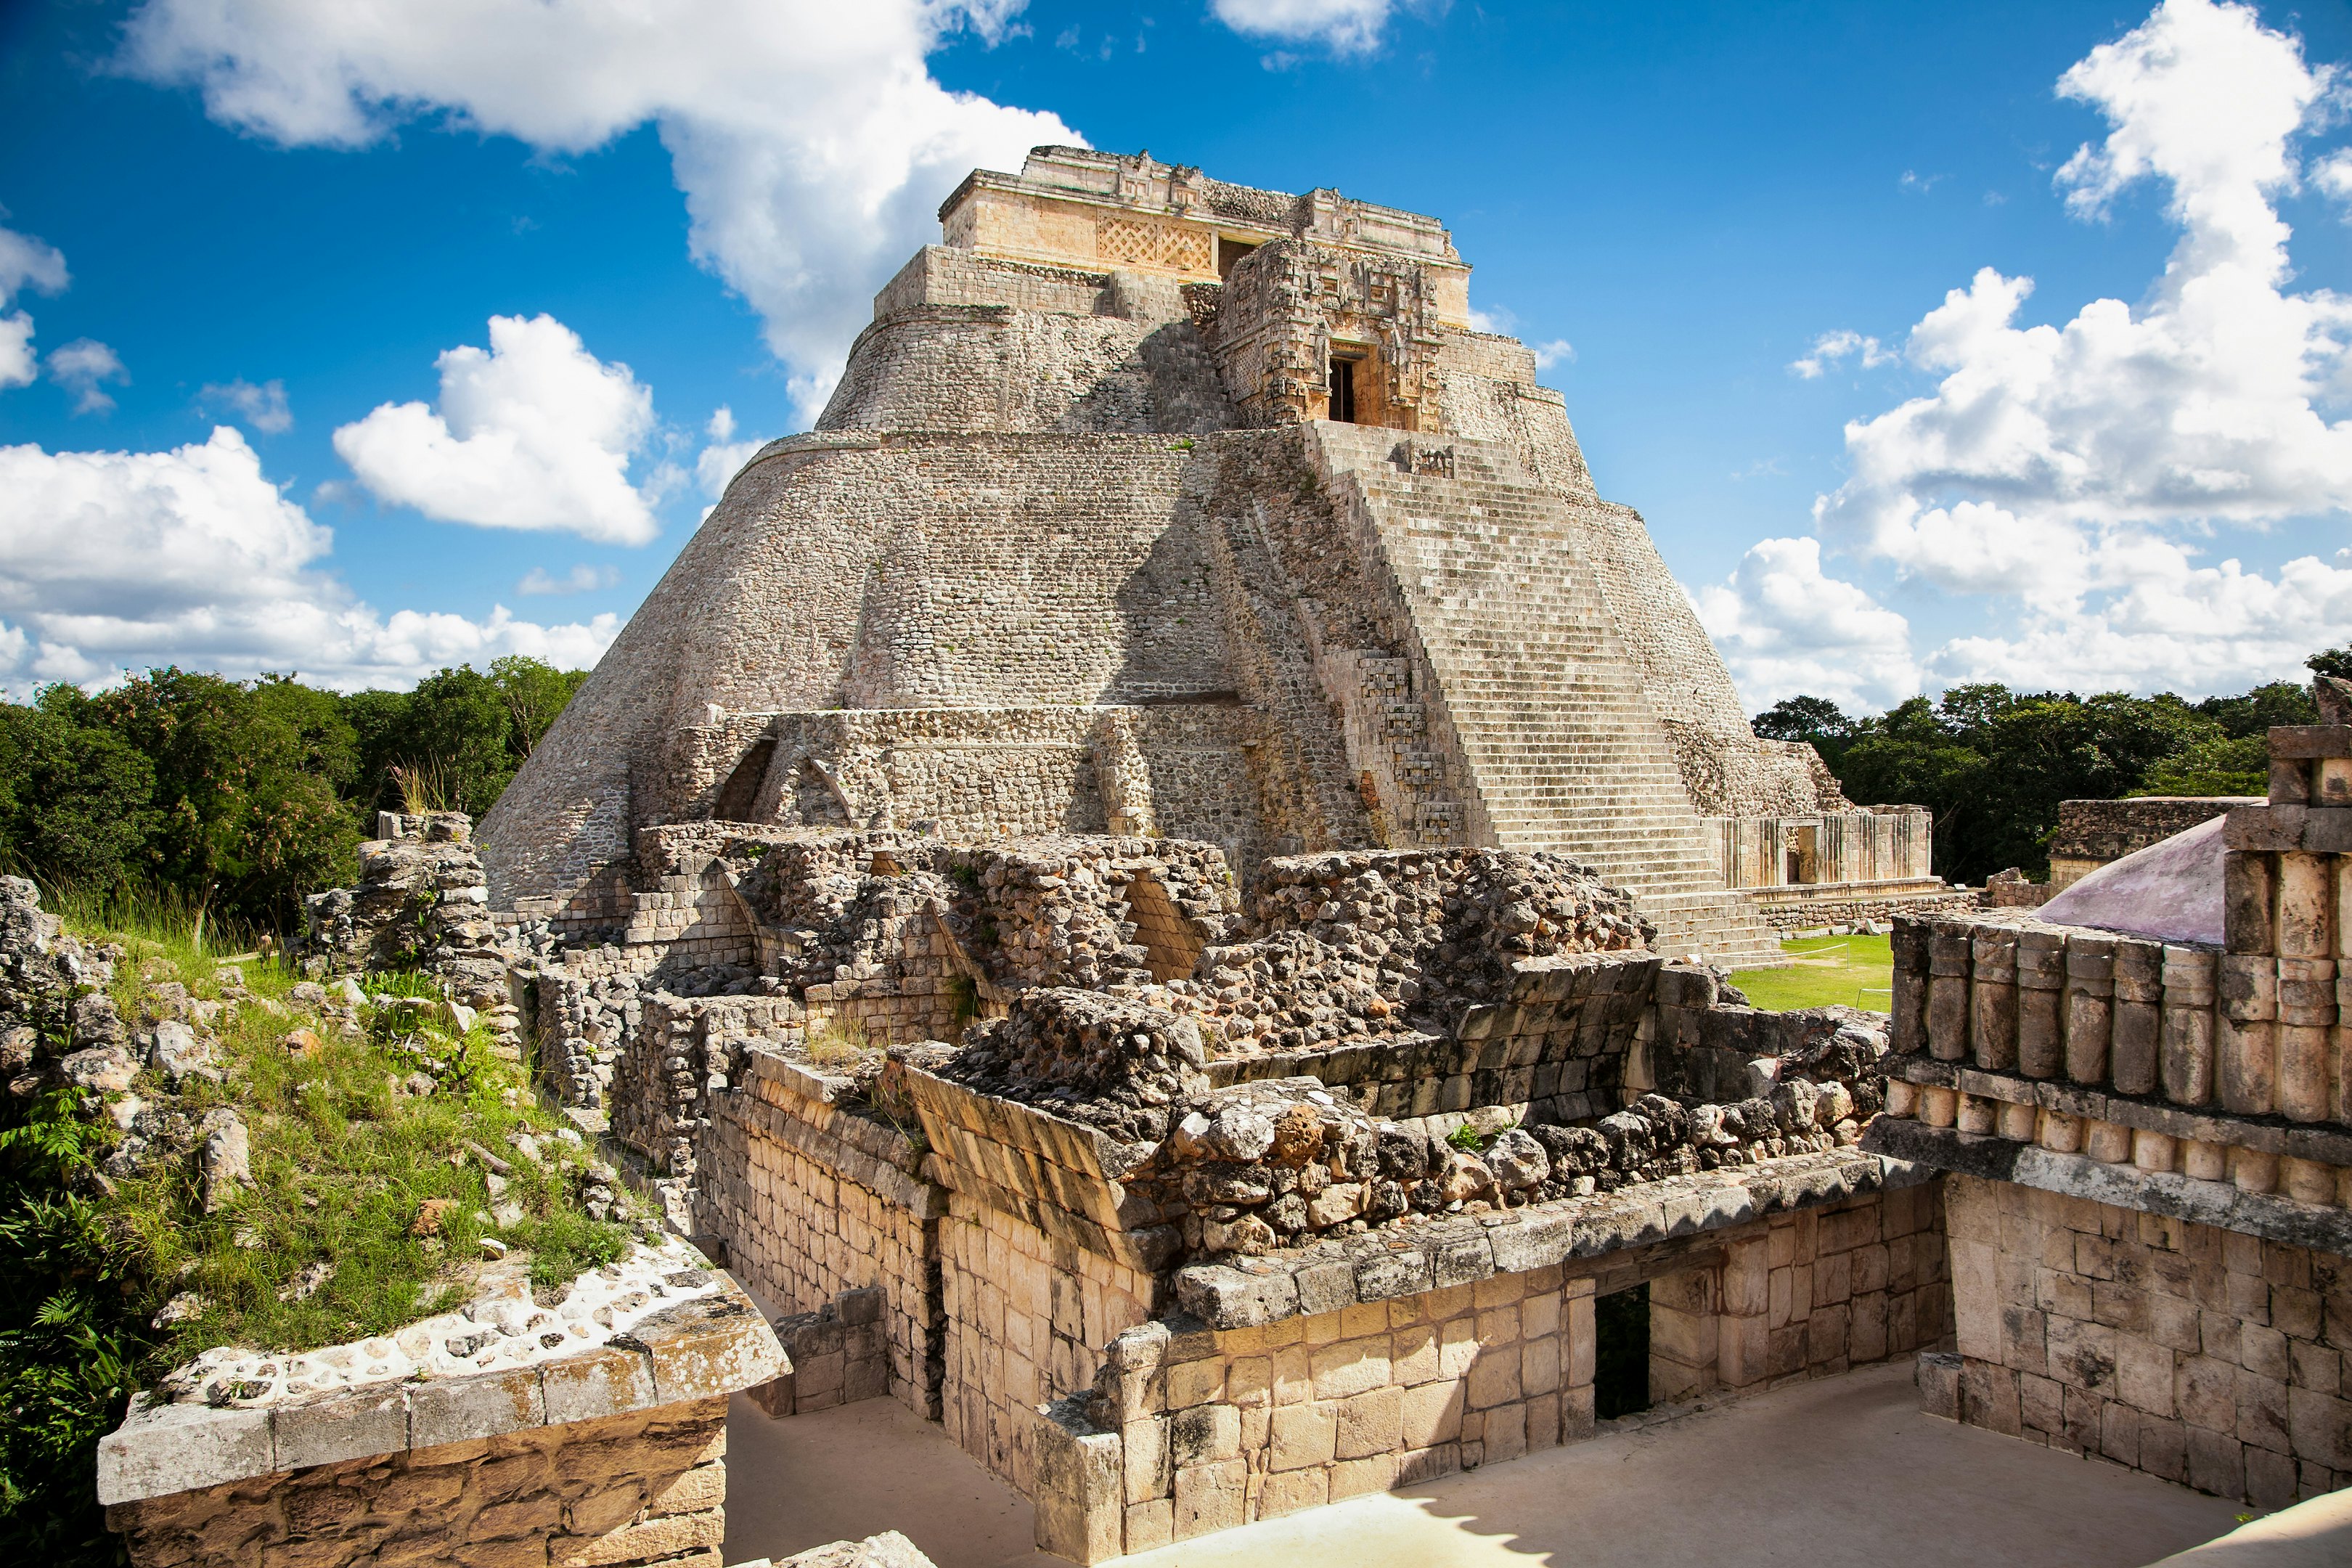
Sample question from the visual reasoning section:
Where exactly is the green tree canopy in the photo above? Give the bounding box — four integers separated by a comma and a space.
0, 656, 588, 933
1757, 669, 2333, 885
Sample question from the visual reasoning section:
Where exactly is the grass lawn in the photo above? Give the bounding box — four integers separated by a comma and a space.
1731, 933, 1894, 1015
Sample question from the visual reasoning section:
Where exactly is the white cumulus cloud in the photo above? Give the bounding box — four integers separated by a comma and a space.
1788, 330, 1895, 380
1209, 0, 1401, 54
1780, 0, 2352, 700
517, 563, 620, 596
0, 219, 68, 391
695, 405, 766, 499
0, 428, 616, 695
333, 314, 663, 545
1689, 538, 1920, 712
46, 338, 126, 414
118, 0, 1078, 393
200, 376, 293, 433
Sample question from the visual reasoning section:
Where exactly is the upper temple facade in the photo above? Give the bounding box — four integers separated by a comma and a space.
481, 149, 1960, 961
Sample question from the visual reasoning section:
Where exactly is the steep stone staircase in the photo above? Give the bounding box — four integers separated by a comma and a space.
1308, 423, 1783, 967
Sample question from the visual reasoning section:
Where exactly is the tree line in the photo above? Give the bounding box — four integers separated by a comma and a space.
0, 658, 588, 934
1756, 648, 2352, 887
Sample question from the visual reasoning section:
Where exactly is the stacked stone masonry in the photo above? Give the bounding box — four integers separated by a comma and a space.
1868, 695, 2352, 1511
106, 1400, 732, 1568
478, 147, 1955, 959
1941, 1174, 2352, 1508
1023, 1174, 1945, 1562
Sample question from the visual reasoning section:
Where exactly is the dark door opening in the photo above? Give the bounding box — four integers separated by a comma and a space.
1593, 1281, 1651, 1419
1216, 235, 1259, 279
1329, 357, 1358, 423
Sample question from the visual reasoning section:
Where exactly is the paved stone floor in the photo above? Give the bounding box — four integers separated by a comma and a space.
722, 1360, 2247, 1568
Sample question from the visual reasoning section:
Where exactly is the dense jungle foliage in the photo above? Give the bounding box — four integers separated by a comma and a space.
1754, 646, 2352, 886
0, 658, 587, 934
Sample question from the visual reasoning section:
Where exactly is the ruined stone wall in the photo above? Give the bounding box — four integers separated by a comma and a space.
1940, 1173, 2352, 1508
107, 1400, 730, 1568
1027, 1175, 1945, 1561
939, 1196, 1160, 1498
699, 1048, 943, 1416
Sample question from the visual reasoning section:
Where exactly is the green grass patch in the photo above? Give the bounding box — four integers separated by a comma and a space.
1731, 934, 1894, 1015
1, 898, 635, 1564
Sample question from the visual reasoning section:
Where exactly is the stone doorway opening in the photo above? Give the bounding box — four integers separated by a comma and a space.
1786, 823, 1820, 884
1329, 355, 1360, 423
1593, 1281, 1651, 1420
1215, 234, 1259, 279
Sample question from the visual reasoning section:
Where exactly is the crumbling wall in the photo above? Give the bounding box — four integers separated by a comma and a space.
698, 1045, 943, 1417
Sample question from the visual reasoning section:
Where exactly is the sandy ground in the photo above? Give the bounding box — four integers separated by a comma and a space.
721, 1357, 2246, 1568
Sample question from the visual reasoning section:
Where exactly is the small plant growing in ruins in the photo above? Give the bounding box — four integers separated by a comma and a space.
804, 1019, 871, 1068
945, 973, 979, 1029
388, 759, 454, 814
1445, 1122, 1487, 1153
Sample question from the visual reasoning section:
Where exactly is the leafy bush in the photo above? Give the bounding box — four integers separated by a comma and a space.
0, 908, 632, 1565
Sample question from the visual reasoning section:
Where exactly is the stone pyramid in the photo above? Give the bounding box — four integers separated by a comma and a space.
481, 149, 1874, 965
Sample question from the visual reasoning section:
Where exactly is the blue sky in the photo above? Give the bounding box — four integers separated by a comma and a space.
4, 0, 2352, 711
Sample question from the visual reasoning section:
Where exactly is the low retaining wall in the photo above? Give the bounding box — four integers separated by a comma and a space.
98, 1270, 785, 1568
108, 1400, 732, 1568
1747, 881, 1977, 934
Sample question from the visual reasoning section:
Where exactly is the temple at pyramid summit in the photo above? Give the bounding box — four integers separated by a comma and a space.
478, 147, 1957, 961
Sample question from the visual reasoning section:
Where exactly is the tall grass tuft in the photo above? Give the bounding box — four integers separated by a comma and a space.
388, 759, 455, 815
33, 878, 256, 969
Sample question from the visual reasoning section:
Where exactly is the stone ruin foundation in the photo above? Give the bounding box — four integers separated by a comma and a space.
105, 146, 2348, 1565
497, 821, 1953, 1561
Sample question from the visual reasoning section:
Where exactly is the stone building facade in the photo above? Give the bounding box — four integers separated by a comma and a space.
478, 147, 1956, 967
1870, 704, 2352, 1509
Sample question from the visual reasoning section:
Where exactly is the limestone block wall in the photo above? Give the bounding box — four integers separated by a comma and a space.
872, 245, 1113, 319
107, 1399, 731, 1568
2048, 796, 2257, 889
1648, 1184, 1949, 1401
1941, 1173, 2352, 1508
1744, 883, 1978, 934
97, 1272, 783, 1568
699, 1047, 944, 1416
939, 1195, 1159, 1498
1028, 1172, 1945, 1562
1070, 1268, 1603, 1559
816, 306, 1236, 436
